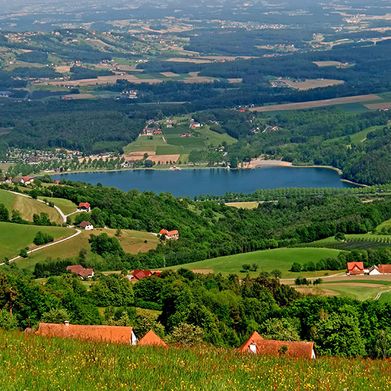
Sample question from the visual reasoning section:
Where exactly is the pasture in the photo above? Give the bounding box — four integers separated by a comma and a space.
164, 247, 342, 278
15, 228, 159, 271
0, 190, 63, 224
0, 330, 389, 391
0, 222, 73, 260
280, 78, 344, 91
38, 196, 78, 215
123, 117, 235, 163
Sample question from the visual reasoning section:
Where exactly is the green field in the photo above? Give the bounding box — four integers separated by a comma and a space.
123, 117, 236, 158
0, 222, 74, 260
0, 330, 388, 391
308, 233, 391, 250
15, 228, 159, 271
38, 196, 77, 215
0, 189, 63, 224
165, 247, 343, 277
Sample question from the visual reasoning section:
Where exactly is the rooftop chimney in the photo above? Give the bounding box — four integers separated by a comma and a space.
64, 321, 70, 326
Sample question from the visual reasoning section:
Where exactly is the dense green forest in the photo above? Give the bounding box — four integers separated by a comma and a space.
0, 268, 390, 358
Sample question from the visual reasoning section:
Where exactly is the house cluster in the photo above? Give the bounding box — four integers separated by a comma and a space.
66, 265, 95, 279
180, 132, 192, 138
35, 322, 167, 348
346, 262, 391, 276
141, 120, 162, 136
34, 324, 314, 359
126, 269, 161, 282
10, 176, 35, 185
159, 229, 179, 240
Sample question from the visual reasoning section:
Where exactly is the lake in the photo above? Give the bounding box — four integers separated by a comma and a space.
53, 167, 352, 197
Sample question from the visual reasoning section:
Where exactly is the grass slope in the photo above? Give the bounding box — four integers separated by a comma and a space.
0, 222, 74, 260
166, 247, 342, 278
0, 330, 389, 391
16, 228, 159, 270
38, 196, 77, 215
0, 189, 62, 224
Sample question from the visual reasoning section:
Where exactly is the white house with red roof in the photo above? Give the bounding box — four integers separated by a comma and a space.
346, 262, 364, 275
159, 229, 179, 240
77, 202, 91, 212
79, 221, 94, 231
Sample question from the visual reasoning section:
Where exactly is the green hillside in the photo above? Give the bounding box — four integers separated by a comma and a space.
0, 330, 388, 391
0, 222, 74, 260
0, 189, 63, 224
165, 247, 342, 277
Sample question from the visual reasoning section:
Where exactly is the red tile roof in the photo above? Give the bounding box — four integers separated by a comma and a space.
66, 265, 94, 279
138, 330, 167, 348
159, 229, 179, 237
79, 221, 92, 229
78, 202, 90, 209
378, 264, 391, 274
239, 331, 315, 359
36, 323, 134, 344
131, 270, 153, 280
347, 262, 364, 275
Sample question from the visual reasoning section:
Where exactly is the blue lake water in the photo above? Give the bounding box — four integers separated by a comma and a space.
53, 167, 352, 197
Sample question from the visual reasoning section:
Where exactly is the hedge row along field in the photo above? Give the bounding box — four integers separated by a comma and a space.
0, 331, 390, 391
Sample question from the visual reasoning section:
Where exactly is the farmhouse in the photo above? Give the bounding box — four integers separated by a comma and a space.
79, 221, 94, 231
159, 229, 179, 240
14, 176, 34, 185
77, 202, 91, 212
239, 331, 315, 359
366, 265, 381, 276
378, 264, 391, 274
128, 269, 161, 281
138, 330, 167, 348
346, 262, 364, 276
66, 265, 94, 279
36, 322, 137, 345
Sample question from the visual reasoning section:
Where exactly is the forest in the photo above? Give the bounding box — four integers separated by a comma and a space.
0, 267, 390, 358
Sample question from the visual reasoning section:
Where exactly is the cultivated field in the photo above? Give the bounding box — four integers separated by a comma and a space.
365, 102, 391, 110
0, 190, 63, 224
313, 61, 353, 68
164, 247, 342, 278
0, 222, 73, 260
0, 330, 389, 390
123, 119, 235, 164
279, 78, 345, 91
249, 94, 382, 113
15, 228, 159, 271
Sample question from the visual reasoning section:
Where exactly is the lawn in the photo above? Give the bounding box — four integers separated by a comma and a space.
123, 135, 167, 154
378, 291, 391, 304
0, 189, 62, 224
0, 330, 389, 391
38, 196, 77, 215
0, 222, 74, 260
16, 228, 159, 271
164, 247, 342, 278
225, 201, 260, 209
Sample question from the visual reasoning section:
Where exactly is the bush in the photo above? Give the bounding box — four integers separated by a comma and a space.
33, 231, 54, 246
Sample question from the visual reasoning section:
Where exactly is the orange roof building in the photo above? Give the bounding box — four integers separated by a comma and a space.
347, 262, 364, 275
36, 322, 137, 345
239, 331, 315, 359
66, 265, 94, 279
138, 330, 167, 348
378, 264, 391, 274
159, 229, 179, 240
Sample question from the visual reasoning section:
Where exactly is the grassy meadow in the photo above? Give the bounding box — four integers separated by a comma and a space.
38, 196, 78, 215
0, 330, 389, 391
0, 222, 74, 260
164, 247, 343, 278
0, 189, 62, 224
123, 116, 235, 160
15, 228, 159, 270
